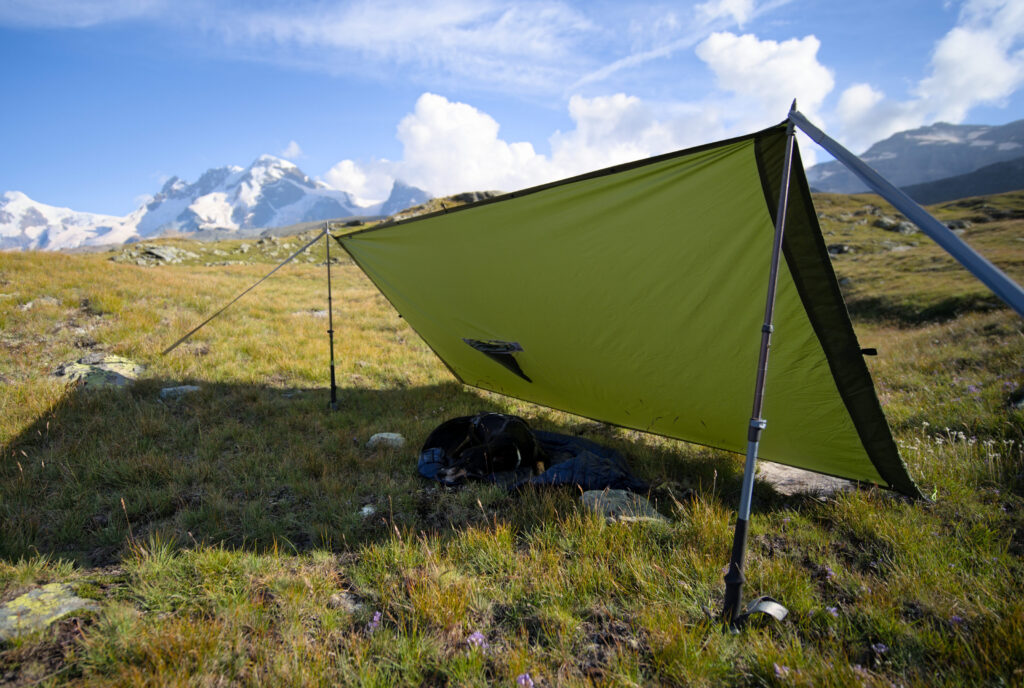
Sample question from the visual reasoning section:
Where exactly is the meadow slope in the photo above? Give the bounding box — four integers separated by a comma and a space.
1, 192, 1023, 686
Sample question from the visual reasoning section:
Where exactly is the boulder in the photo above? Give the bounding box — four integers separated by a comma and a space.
53, 354, 144, 389
0, 583, 98, 642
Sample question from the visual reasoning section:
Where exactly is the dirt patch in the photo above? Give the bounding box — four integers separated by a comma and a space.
0, 616, 88, 686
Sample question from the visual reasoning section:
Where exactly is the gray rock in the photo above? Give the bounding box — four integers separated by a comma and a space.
581, 489, 668, 524
873, 216, 900, 230
53, 355, 144, 389
947, 219, 973, 230
0, 583, 99, 642
827, 244, 852, 256
159, 385, 201, 399
327, 592, 364, 613
237, 244, 251, 254
366, 433, 406, 450
895, 221, 918, 235
143, 246, 180, 261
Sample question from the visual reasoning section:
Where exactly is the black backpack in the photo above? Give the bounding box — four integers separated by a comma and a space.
420, 412, 545, 484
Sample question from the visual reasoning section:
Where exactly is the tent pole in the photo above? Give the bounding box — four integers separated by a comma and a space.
325, 225, 339, 411
721, 107, 797, 627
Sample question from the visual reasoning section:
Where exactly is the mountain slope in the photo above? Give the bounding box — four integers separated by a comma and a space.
808, 119, 1024, 193
0, 192, 135, 251
902, 156, 1024, 205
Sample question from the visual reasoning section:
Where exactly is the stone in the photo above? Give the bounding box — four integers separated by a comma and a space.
327, 592, 364, 613
580, 489, 668, 524
946, 219, 973, 230
366, 433, 406, 450
237, 244, 251, 254
159, 385, 201, 399
895, 221, 918, 235
873, 216, 900, 231
142, 246, 180, 262
53, 354, 144, 389
827, 244, 852, 256
0, 583, 98, 642
756, 461, 852, 497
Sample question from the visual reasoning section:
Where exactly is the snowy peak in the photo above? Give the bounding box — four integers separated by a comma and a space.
0, 191, 135, 251
135, 155, 363, 238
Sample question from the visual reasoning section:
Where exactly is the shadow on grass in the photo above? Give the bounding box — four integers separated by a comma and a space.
1, 378, 798, 567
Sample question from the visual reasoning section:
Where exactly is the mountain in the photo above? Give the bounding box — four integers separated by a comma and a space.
1, 156, 432, 251
133, 155, 361, 236
807, 119, 1024, 193
379, 181, 432, 217
0, 192, 135, 251
902, 155, 1024, 205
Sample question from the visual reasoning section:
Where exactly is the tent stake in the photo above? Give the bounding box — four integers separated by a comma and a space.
721, 105, 797, 628
325, 226, 339, 411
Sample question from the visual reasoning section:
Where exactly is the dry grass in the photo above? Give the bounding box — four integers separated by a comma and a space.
1, 193, 1023, 686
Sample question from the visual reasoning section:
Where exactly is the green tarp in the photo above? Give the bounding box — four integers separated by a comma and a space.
338, 124, 920, 497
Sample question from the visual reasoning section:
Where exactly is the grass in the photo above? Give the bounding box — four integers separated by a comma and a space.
1, 192, 1023, 686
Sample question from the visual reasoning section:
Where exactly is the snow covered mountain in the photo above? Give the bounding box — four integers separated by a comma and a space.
2, 155, 431, 251
134, 155, 362, 237
807, 119, 1024, 193
0, 191, 135, 251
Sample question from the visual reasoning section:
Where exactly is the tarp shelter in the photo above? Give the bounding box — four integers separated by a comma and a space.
336, 122, 920, 496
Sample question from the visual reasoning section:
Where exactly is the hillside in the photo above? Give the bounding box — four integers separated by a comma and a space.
807, 119, 1024, 193
1, 192, 1022, 685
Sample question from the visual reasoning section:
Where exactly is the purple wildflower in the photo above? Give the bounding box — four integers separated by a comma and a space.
872, 642, 888, 654
467, 631, 488, 650
366, 610, 381, 634
826, 606, 839, 617
516, 673, 535, 687
967, 385, 980, 394
950, 614, 964, 625
774, 663, 790, 678
823, 565, 835, 580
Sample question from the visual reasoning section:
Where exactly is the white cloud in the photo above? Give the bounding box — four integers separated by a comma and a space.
833, 0, 1024, 151
279, 140, 303, 159
327, 92, 729, 200
695, 0, 756, 26
696, 32, 834, 124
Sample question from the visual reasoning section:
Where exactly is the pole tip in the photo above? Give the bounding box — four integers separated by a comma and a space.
789, 99, 797, 112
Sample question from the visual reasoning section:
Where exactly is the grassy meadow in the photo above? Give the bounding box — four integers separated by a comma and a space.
1, 191, 1023, 686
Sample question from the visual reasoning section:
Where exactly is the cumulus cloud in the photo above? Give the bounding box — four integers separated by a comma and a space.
834, 0, 1024, 151
327, 92, 727, 201
696, 32, 834, 125
279, 140, 303, 160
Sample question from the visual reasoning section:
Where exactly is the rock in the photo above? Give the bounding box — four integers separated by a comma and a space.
895, 221, 918, 235
327, 592, 364, 613
873, 216, 900, 231
142, 246, 180, 262
366, 433, 406, 450
52, 354, 144, 389
756, 461, 852, 497
237, 244, 251, 254
946, 219, 973, 230
0, 583, 99, 642
581, 489, 668, 524
17, 296, 60, 311
159, 385, 200, 399
360, 504, 377, 517
827, 244, 852, 256
838, 278, 853, 288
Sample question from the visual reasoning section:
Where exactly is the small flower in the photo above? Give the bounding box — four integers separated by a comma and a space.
826, 606, 839, 617
781, 517, 791, 525
774, 663, 790, 678
823, 565, 835, 580
871, 642, 888, 654
466, 631, 488, 650
516, 673, 535, 687
950, 614, 964, 625
366, 610, 381, 633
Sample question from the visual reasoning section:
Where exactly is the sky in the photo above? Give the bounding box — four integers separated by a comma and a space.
1, 0, 1023, 214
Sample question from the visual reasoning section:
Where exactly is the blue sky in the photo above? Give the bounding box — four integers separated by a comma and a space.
2, 0, 1023, 214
